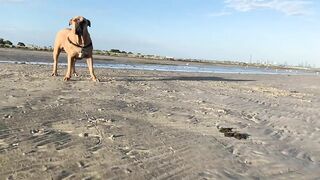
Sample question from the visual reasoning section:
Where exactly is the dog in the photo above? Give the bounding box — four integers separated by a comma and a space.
52, 16, 99, 82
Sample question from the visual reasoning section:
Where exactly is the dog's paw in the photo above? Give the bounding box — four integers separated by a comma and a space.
92, 77, 100, 82
63, 76, 71, 81
51, 72, 59, 76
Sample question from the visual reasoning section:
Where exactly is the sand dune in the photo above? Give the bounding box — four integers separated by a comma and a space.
1, 60, 320, 179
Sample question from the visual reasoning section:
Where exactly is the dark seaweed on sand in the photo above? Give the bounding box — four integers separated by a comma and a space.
218, 127, 250, 140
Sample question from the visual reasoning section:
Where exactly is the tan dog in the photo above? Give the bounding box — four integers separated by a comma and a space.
52, 16, 98, 82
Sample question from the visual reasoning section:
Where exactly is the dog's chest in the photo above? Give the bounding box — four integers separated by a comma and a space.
78, 49, 84, 58
75, 48, 90, 59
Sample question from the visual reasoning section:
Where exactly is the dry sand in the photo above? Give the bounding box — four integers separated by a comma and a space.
1, 51, 320, 179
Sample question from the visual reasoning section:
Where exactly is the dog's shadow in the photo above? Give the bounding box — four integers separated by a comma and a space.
98, 76, 255, 83
53, 75, 255, 83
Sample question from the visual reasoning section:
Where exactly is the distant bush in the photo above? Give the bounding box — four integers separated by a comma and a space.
17, 42, 25, 47
3, 40, 13, 45
110, 49, 121, 53
94, 50, 103, 55
0, 38, 4, 44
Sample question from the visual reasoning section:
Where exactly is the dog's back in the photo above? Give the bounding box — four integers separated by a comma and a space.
54, 28, 71, 50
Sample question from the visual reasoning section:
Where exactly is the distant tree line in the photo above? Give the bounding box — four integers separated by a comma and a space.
0, 37, 171, 60
0, 38, 26, 48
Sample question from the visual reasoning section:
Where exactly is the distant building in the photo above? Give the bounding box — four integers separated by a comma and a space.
165, 56, 175, 60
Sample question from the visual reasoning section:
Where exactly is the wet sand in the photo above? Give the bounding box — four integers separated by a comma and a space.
1, 50, 320, 179
0, 48, 208, 66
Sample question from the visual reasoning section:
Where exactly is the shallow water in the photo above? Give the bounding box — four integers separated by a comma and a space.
0, 60, 316, 75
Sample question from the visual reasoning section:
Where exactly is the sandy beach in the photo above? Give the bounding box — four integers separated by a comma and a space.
1, 49, 320, 179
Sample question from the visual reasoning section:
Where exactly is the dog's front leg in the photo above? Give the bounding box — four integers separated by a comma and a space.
71, 59, 79, 77
86, 57, 99, 82
64, 56, 73, 81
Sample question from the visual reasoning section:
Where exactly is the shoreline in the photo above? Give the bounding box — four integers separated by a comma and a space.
0, 48, 317, 76
1, 47, 317, 72
0, 60, 316, 76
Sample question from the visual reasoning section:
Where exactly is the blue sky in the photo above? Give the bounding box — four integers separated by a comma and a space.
1, 0, 320, 66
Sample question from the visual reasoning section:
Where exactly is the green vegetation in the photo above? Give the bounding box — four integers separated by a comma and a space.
17, 42, 26, 47
4, 40, 13, 46
110, 49, 121, 53
0, 38, 14, 48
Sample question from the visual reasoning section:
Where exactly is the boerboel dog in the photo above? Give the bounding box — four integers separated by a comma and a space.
52, 16, 99, 82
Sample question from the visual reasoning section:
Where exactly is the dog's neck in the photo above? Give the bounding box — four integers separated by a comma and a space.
77, 35, 84, 46
72, 28, 90, 46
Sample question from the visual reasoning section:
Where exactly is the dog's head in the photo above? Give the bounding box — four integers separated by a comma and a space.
69, 16, 91, 36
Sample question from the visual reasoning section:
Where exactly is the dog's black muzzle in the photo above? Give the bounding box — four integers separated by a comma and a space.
75, 26, 83, 36
75, 21, 85, 36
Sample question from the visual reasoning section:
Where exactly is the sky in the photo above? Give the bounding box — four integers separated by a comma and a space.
1, 0, 320, 66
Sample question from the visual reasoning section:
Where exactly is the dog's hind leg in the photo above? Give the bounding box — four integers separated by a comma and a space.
52, 48, 61, 76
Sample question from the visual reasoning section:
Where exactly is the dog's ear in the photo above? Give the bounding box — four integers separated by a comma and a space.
87, 19, 91, 27
69, 18, 73, 26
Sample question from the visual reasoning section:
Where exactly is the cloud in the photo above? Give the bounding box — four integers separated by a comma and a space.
224, 0, 312, 16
